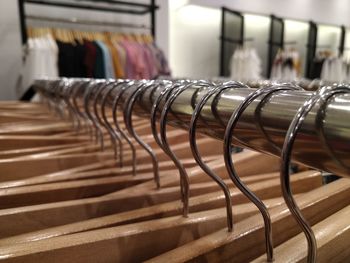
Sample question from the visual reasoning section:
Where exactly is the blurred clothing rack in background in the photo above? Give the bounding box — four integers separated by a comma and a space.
17, 0, 159, 101
18, 0, 158, 44
26, 15, 151, 30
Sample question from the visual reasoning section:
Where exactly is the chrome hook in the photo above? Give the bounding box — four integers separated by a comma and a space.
101, 80, 127, 165
189, 81, 247, 232
72, 79, 95, 137
223, 84, 300, 262
61, 79, 81, 131
210, 81, 250, 131
254, 83, 303, 154
159, 80, 210, 217
315, 85, 350, 172
280, 84, 350, 263
91, 80, 116, 151
50, 79, 66, 118
111, 80, 138, 176
150, 80, 188, 203
123, 80, 161, 188
150, 80, 187, 153
83, 80, 106, 148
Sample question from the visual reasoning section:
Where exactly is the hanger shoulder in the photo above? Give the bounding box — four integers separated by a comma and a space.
0, 170, 321, 239
145, 178, 350, 263
252, 204, 350, 263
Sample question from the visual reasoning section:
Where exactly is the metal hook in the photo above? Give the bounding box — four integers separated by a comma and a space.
61, 79, 81, 131
189, 81, 247, 232
83, 80, 105, 148
280, 84, 350, 263
111, 80, 138, 176
159, 80, 210, 217
150, 80, 187, 154
50, 79, 66, 118
101, 80, 127, 165
91, 80, 116, 151
72, 79, 95, 137
150, 80, 188, 203
123, 80, 161, 188
315, 85, 350, 172
223, 84, 301, 262
254, 83, 303, 153
210, 81, 250, 131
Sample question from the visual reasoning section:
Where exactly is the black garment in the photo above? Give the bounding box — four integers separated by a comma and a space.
56, 40, 87, 77
310, 58, 325, 79
74, 41, 87, 77
56, 40, 76, 77
283, 57, 294, 70
93, 41, 106, 78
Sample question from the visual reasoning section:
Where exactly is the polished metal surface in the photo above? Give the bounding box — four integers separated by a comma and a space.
34, 79, 350, 178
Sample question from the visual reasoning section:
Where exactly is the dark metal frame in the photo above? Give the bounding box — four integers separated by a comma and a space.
219, 7, 244, 76
218, 6, 348, 80
305, 22, 348, 79
18, 0, 158, 45
267, 14, 284, 77
339, 25, 346, 56
305, 21, 317, 79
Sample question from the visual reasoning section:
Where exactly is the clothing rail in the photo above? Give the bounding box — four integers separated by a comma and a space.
18, 0, 157, 45
33, 79, 350, 178
26, 15, 150, 30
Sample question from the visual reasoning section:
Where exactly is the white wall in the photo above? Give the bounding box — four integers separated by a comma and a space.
317, 25, 341, 55
284, 20, 309, 76
170, 0, 350, 79
190, 0, 350, 26
169, 5, 220, 78
244, 14, 270, 77
0, 0, 22, 100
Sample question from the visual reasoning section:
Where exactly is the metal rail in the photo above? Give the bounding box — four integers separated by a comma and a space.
35, 79, 350, 178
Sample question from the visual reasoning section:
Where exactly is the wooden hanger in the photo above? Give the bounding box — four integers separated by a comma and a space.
252, 204, 350, 263
0, 151, 282, 237
0, 170, 320, 240
145, 178, 350, 263
0, 174, 343, 263
1, 79, 347, 263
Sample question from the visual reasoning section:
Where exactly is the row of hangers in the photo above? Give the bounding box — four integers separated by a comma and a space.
0, 78, 349, 262
27, 26, 154, 44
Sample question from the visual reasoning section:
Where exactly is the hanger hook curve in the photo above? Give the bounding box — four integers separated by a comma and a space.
281, 84, 350, 263
223, 84, 300, 262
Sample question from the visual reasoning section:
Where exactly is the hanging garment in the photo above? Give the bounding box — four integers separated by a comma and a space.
93, 41, 106, 78
230, 46, 262, 82
320, 56, 350, 82
21, 34, 59, 96
95, 40, 115, 79
84, 40, 97, 78
106, 39, 124, 78
23, 27, 171, 82
270, 49, 300, 81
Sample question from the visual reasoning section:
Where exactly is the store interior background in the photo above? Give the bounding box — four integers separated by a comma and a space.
1, 0, 350, 100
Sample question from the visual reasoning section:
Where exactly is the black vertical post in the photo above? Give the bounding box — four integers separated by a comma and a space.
281, 19, 285, 49
219, 7, 244, 76
305, 21, 317, 78
150, 0, 156, 39
339, 25, 345, 56
18, 0, 28, 45
267, 15, 284, 77
219, 7, 226, 76
240, 15, 245, 46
